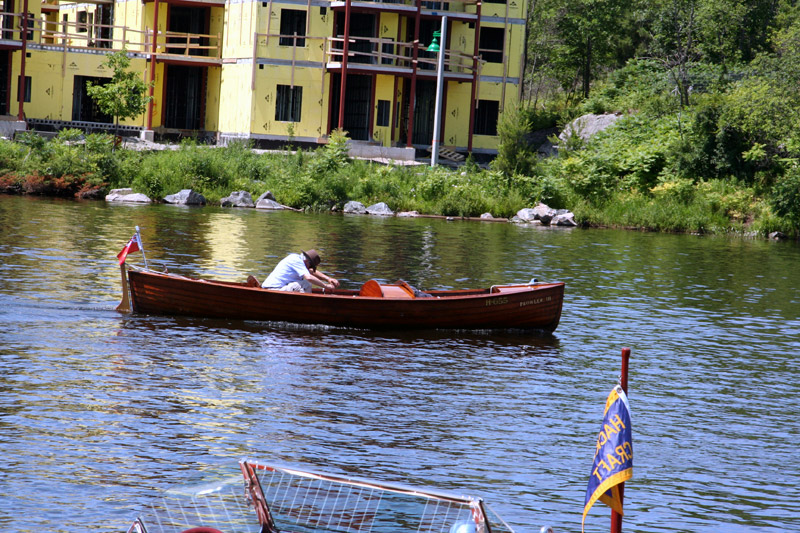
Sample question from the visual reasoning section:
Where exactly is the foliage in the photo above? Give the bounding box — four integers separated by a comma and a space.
0, 138, 27, 174
493, 104, 538, 177
306, 128, 351, 178
525, 0, 640, 103
770, 165, 800, 229
11, 0, 800, 237
86, 50, 152, 138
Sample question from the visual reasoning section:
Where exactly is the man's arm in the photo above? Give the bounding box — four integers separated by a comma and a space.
304, 270, 339, 289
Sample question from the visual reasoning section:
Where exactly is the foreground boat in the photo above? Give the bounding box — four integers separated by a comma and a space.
128, 460, 518, 533
118, 265, 564, 331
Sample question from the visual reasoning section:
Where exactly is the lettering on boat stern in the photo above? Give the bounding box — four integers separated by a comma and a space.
485, 295, 553, 307
519, 296, 552, 307
485, 296, 508, 306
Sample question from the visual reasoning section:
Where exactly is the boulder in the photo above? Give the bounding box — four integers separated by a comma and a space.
105, 188, 152, 203
221, 190, 255, 208
366, 202, 394, 216
343, 200, 368, 214
525, 126, 560, 156
163, 189, 206, 205
558, 113, 622, 145
515, 208, 538, 222
552, 212, 578, 226
256, 191, 277, 203
397, 211, 420, 217
256, 198, 284, 210
511, 215, 542, 225
531, 203, 557, 225
515, 203, 563, 225
480, 212, 494, 219
106, 187, 132, 199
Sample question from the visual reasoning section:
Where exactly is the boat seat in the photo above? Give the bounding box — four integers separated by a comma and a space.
359, 279, 415, 298
491, 285, 531, 294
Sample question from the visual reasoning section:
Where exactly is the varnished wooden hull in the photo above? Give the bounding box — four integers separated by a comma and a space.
126, 269, 564, 331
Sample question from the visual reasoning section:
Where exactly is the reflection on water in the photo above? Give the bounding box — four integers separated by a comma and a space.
1, 195, 799, 532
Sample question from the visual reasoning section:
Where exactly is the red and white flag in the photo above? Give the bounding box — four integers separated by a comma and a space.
117, 233, 142, 265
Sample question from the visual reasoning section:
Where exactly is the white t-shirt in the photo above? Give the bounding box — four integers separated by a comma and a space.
262, 253, 309, 289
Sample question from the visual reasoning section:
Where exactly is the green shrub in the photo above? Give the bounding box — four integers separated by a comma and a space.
0, 139, 26, 174
770, 165, 800, 229
493, 104, 537, 177
437, 184, 490, 216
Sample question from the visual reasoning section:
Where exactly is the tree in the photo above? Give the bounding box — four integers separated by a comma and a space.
641, 0, 700, 107
552, 0, 632, 99
86, 50, 152, 147
493, 104, 537, 177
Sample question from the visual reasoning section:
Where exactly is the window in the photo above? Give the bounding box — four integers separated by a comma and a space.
479, 27, 504, 63
17, 76, 31, 103
474, 100, 499, 136
78, 11, 88, 32
376, 100, 390, 127
279, 9, 306, 47
72, 76, 112, 122
276, 85, 303, 122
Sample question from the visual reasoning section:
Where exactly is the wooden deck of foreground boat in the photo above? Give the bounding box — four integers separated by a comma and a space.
123, 267, 565, 331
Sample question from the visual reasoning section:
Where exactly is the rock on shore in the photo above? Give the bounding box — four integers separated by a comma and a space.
105, 188, 152, 203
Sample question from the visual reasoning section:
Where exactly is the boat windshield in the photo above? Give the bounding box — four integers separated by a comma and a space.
129, 461, 516, 533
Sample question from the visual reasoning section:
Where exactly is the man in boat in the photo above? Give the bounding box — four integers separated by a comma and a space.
261, 249, 339, 292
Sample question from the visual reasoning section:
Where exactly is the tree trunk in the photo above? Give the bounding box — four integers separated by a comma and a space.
583, 35, 592, 99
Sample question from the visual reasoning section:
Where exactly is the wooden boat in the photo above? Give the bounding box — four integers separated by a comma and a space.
127, 460, 519, 533
118, 265, 564, 331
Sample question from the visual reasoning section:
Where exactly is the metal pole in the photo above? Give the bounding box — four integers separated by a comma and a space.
135, 225, 148, 269
406, 0, 421, 148
146, 0, 160, 130
467, 0, 481, 154
18, 0, 29, 121
611, 347, 630, 533
430, 16, 446, 167
337, 0, 351, 130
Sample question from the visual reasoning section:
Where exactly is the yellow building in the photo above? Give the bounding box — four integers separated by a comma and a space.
4, 0, 527, 158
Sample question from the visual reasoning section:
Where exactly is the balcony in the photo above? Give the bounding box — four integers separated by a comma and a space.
324, 34, 478, 80
326, 0, 479, 18
0, 12, 32, 47
31, 15, 222, 63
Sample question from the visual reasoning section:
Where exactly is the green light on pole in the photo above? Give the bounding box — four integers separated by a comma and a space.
426, 19, 446, 166
427, 31, 441, 53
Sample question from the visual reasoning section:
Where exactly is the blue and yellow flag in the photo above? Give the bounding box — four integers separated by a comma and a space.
582, 385, 633, 532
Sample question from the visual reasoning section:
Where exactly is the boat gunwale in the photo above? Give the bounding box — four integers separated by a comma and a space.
127, 266, 564, 302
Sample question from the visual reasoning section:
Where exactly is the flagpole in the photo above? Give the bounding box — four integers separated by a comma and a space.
136, 225, 148, 269
611, 347, 631, 533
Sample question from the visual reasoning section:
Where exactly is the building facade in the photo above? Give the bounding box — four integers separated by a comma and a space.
3, 0, 527, 156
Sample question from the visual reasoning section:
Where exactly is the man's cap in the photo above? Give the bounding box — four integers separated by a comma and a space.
302, 249, 321, 269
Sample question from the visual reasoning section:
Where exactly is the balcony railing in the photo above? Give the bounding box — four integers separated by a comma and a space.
155, 29, 222, 59
0, 12, 31, 42
324, 0, 479, 14
39, 18, 147, 50
26, 14, 222, 60
325, 35, 478, 74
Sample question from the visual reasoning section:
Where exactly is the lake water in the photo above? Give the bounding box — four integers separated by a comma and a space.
1, 195, 798, 532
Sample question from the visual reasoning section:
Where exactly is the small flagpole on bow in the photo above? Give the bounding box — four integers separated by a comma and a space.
611, 347, 631, 533
135, 225, 148, 269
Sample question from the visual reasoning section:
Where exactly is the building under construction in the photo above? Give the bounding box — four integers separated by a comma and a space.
2, 0, 527, 158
